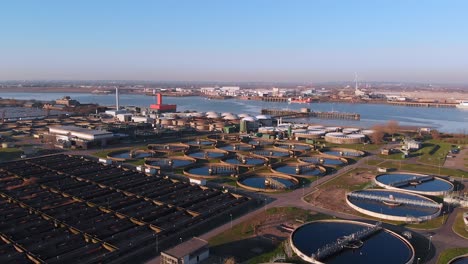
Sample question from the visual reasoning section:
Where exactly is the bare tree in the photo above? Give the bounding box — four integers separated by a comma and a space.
431, 129, 441, 140
371, 125, 385, 144
386, 120, 400, 139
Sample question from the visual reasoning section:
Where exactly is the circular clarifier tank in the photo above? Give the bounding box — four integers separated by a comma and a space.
145, 157, 195, 168
237, 173, 298, 192
290, 220, 415, 264
273, 163, 325, 177
247, 139, 274, 147
217, 143, 252, 152
107, 149, 154, 161
186, 139, 216, 146
321, 148, 365, 157
187, 150, 227, 159
252, 149, 291, 158
185, 164, 241, 178
374, 173, 454, 196
222, 156, 266, 166
148, 143, 189, 153
346, 189, 442, 222
275, 143, 311, 151
299, 156, 347, 166
449, 256, 468, 264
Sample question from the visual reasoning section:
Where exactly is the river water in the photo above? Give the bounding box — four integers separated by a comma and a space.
0, 92, 466, 133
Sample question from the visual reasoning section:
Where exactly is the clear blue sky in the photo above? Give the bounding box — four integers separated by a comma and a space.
1, 0, 467, 83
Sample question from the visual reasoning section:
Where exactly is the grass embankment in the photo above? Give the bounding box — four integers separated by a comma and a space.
0, 148, 23, 162
321, 143, 383, 152
316, 168, 373, 191
437, 248, 468, 264
365, 158, 466, 177
452, 211, 468, 239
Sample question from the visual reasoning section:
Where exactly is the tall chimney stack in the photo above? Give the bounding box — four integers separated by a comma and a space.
115, 87, 120, 110
157, 93, 162, 105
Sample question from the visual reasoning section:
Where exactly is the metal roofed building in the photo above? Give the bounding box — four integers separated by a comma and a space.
45, 125, 115, 149
160, 237, 209, 264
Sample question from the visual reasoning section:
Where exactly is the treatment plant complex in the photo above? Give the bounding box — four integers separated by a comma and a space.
0, 91, 466, 264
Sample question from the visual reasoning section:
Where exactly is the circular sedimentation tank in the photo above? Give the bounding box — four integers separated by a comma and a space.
184, 164, 241, 178
148, 143, 189, 153
145, 157, 195, 168
299, 156, 348, 166
321, 148, 365, 157
448, 256, 468, 264
325, 132, 366, 144
237, 173, 298, 192
186, 138, 216, 146
290, 220, 415, 264
187, 150, 227, 160
374, 173, 454, 196
252, 149, 291, 158
346, 189, 442, 222
247, 139, 274, 147
222, 155, 266, 166
107, 149, 154, 161
273, 163, 325, 177
275, 143, 312, 151
216, 143, 253, 152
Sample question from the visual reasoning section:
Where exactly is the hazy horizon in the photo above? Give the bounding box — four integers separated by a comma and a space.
1, 1, 468, 83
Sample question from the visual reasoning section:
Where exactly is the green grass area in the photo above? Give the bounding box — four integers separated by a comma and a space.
0, 148, 23, 162
318, 168, 370, 190
92, 148, 129, 159
208, 177, 238, 187
453, 211, 468, 239
128, 159, 146, 166
208, 207, 329, 247
322, 143, 383, 152
378, 152, 406, 160
437, 248, 468, 264
372, 160, 466, 177
247, 243, 284, 264
414, 140, 453, 166
406, 214, 447, 230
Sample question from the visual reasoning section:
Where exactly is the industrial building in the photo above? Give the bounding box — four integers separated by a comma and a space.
43, 125, 115, 148
151, 93, 177, 113
160, 237, 209, 264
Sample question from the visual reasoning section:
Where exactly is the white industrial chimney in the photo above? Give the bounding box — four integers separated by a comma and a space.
115, 87, 120, 110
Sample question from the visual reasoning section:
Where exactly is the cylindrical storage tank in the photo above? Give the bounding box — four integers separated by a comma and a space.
206, 113, 220, 119
343, 127, 360, 134
308, 125, 325, 130
223, 114, 238, 120
256, 115, 273, 126
238, 113, 251, 118
325, 126, 340, 132
362, 129, 375, 136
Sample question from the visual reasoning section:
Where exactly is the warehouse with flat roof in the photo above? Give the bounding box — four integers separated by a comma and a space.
44, 125, 115, 148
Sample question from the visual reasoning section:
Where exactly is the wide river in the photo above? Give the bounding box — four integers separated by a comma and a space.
1, 92, 467, 133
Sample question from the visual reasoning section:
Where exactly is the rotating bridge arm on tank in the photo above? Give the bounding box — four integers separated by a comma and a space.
388, 175, 434, 188
347, 192, 442, 209
311, 222, 382, 261
265, 177, 287, 189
